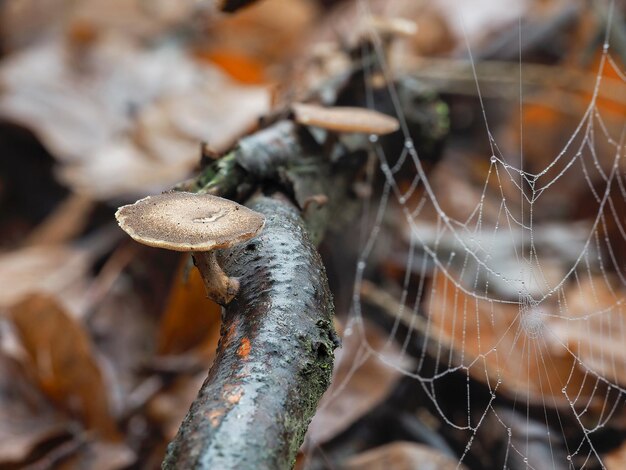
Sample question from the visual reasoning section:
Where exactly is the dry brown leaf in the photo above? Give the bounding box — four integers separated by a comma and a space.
431, 0, 529, 43
207, 0, 318, 66
343, 441, 464, 470
410, 8, 455, 56
133, 104, 199, 165
24, 193, 94, 247
304, 317, 414, 449
0, 34, 270, 199
8, 295, 119, 439
56, 139, 195, 200
162, 81, 270, 152
0, 0, 68, 51
306, 1, 459, 62
147, 373, 207, 440
426, 271, 601, 408
553, 275, 626, 386
605, 439, 626, 470
1, 0, 200, 50
0, 39, 130, 162
427, 160, 502, 225
0, 245, 90, 309
54, 439, 135, 470
86, 267, 160, 411
0, 352, 71, 466
69, 0, 200, 40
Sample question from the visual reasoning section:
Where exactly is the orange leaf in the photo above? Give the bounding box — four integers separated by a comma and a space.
199, 50, 266, 84
8, 295, 119, 439
156, 258, 221, 358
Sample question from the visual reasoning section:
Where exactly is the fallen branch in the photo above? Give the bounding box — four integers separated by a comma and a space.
162, 194, 338, 469
161, 50, 449, 467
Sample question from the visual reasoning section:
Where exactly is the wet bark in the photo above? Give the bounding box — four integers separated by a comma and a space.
162, 194, 338, 469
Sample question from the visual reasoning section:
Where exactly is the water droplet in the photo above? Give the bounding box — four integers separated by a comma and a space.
561, 387, 567, 394
404, 138, 414, 149
507, 428, 512, 436
490, 155, 497, 163
399, 196, 406, 204
357, 261, 366, 270
566, 455, 572, 461
369, 134, 378, 143
523, 458, 528, 464
193, 208, 228, 223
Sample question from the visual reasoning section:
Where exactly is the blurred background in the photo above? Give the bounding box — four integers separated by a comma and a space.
0, 0, 624, 468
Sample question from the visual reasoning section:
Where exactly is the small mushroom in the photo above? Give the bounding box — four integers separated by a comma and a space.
367, 16, 418, 38
115, 192, 265, 306
292, 102, 400, 136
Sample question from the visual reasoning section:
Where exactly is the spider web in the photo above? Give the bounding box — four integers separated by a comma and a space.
324, 1, 626, 468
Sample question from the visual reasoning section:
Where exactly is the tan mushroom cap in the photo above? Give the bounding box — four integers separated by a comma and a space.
367, 16, 418, 37
292, 103, 400, 136
115, 192, 265, 252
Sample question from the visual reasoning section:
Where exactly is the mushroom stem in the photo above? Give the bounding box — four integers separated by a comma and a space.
193, 251, 240, 306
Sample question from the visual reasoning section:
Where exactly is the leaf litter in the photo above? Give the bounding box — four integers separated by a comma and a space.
0, 0, 625, 468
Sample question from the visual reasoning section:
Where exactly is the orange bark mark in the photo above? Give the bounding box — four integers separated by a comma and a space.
206, 408, 225, 428
221, 317, 240, 350
237, 337, 251, 359
224, 386, 244, 405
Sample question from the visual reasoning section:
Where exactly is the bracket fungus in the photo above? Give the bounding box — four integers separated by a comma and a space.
292, 102, 400, 136
115, 192, 265, 306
